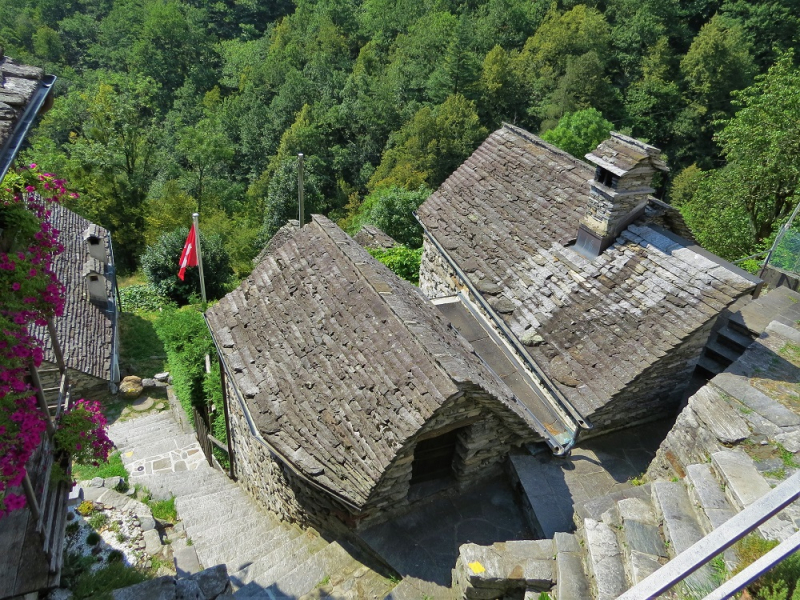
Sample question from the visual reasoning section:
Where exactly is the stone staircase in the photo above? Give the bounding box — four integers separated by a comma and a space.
108, 411, 393, 600
454, 448, 797, 599
698, 286, 800, 377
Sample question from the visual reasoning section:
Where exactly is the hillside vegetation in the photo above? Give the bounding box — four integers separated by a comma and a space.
2, 0, 798, 276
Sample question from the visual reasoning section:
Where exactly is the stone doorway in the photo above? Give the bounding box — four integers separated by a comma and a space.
410, 428, 462, 487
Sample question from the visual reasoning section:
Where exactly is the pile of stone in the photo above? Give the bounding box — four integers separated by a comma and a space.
119, 372, 170, 400
452, 540, 554, 600
111, 564, 232, 600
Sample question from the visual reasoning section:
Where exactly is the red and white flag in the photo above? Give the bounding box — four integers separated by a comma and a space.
178, 225, 198, 281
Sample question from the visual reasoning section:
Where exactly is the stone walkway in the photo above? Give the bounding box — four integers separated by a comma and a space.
509, 418, 674, 537
107, 408, 394, 599
361, 475, 531, 600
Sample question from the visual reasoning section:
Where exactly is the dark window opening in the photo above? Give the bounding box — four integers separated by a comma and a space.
89, 275, 99, 282
88, 236, 100, 245
595, 167, 616, 188
410, 428, 461, 486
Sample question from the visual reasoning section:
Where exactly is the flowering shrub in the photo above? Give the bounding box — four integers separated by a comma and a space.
53, 400, 113, 472
0, 164, 75, 517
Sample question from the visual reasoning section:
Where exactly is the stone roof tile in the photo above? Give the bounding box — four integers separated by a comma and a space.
417, 125, 757, 417
207, 215, 537, 508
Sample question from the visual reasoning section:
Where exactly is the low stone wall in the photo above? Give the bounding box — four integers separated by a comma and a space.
452, 540, 554, 600
111, 565, 231, 600
587, 318, 716, 432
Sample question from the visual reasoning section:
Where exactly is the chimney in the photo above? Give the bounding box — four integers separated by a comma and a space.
82, 225, 108, 263
82, 257, 108, 307
575, 132, 669, 259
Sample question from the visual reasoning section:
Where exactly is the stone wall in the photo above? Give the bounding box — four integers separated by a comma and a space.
226, 371, 537, 533
38, 361, 109, 400
587, 318, 716, 432
419, 236, 460, 300
359, 385, 540, 529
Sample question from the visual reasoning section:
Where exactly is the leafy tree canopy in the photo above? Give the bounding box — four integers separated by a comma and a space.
541, 108, 614, 159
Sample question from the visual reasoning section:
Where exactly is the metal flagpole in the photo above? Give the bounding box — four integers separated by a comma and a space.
192, 212, 207, 304
298, 153, 304, 226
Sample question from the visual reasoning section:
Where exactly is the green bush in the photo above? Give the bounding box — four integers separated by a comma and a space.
367, 246, 423, 285
73, 451, 128, 484
153, 306, 215, 420
204, 365, 230, 470
86, 531, 101, 545
541, 108, 614, 159
141, 227, 232, 305
349, 186, 432, 248
71, 562, 149, 599
119, 284, 175, 313
735, 535, 800, 599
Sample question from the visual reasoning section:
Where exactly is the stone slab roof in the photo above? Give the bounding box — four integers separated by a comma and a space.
0, 53, 45, 150
586, 132, 668, 176
33, 203, 115, 380
207, 215, 536, 508
416, 124, 757, 418
353, 224, 398, 249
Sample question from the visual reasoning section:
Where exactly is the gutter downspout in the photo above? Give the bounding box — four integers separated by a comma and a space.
415, 215, 592, 453
0, 74, 57, 183
203, 314, 364, 514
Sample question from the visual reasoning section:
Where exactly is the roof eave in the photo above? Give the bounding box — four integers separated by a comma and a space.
0, 74, 56, 182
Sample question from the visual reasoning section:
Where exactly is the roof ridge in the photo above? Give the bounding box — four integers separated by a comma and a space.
501, 122, 591, 172
310, 215, 465, 394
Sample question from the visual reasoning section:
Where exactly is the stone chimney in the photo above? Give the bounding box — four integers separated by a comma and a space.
82, 257, 108, 307
82, 225, 108, 263
575, 132, 669, 258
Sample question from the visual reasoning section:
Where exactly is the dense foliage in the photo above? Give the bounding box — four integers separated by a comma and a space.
367, 246, 424, 285
141, 227, 232, 304
152, 306, 215, 420
3, 0, 799, 270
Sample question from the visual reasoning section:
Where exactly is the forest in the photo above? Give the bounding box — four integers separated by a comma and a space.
1, 0, 799, 291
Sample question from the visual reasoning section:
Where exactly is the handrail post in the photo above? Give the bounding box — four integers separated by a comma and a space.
46, 317, 66, 373
22, 473, 41, 522
28, 361, 56, 437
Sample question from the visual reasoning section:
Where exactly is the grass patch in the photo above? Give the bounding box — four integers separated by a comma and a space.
71, 561, 149, 600
88, 513, 108, 530
628, 473, 646, 486
148, 495, 178, 523
734, 535, 800, 599
117, 271, 148, 288
777, 443, 799, 468
72, 451, 128, 485
119, 311, 168, 378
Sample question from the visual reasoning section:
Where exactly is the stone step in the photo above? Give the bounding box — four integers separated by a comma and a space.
615, 497, 666, 587
189, 515, 287, 559
704, 340, 740, 366
696, 354, 725, 377
582, 518, 627, 600
177, 487, 253, 513
715, 324, 755, 354
115, 426, 192, 450
685, 463, 736, 532
202, 526, 302, 574
120, 434, 200, 463
233, 529, 329, 590
651, 481, 714, 592
109, 414, 180, 439
553, 532, 590, 600
710, 449, 795, 541
134, 470, 231, 499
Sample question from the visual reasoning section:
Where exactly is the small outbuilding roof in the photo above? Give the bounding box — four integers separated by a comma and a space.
0, 53, 55, 179
353, 224, 398, 249
416, 124, 758, 418
207, 215, 538, 508
34, 203, 116, 381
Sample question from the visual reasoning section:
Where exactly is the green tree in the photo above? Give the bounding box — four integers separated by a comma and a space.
427, 13, 480, 103
541, 108, 614, 159
675, 51, 800, 258
369, 94, 488, 190
479, 45, 525, 127
142, 227, 232, 305
259, 155, 326, 242
351, 185, 433, 247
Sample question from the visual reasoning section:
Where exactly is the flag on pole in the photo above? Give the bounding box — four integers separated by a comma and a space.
178, 225, 198, 281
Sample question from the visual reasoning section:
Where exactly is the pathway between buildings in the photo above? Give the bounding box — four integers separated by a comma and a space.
107, 410, 393, 600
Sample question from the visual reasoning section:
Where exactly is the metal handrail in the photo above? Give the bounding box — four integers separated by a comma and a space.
618, 470, 800, 600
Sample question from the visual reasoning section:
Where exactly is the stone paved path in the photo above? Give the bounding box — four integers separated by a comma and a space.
510, 418, 673, 537
108, 410, 394, 599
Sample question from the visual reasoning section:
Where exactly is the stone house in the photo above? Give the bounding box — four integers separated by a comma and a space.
416, 124, 760, 435
206, 215, 551, 532
33, 202, 121, 397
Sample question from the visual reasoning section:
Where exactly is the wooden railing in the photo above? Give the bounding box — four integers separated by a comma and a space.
193, 404, 234, 479
618, 471, 800, 600
20, 316, 73, 575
